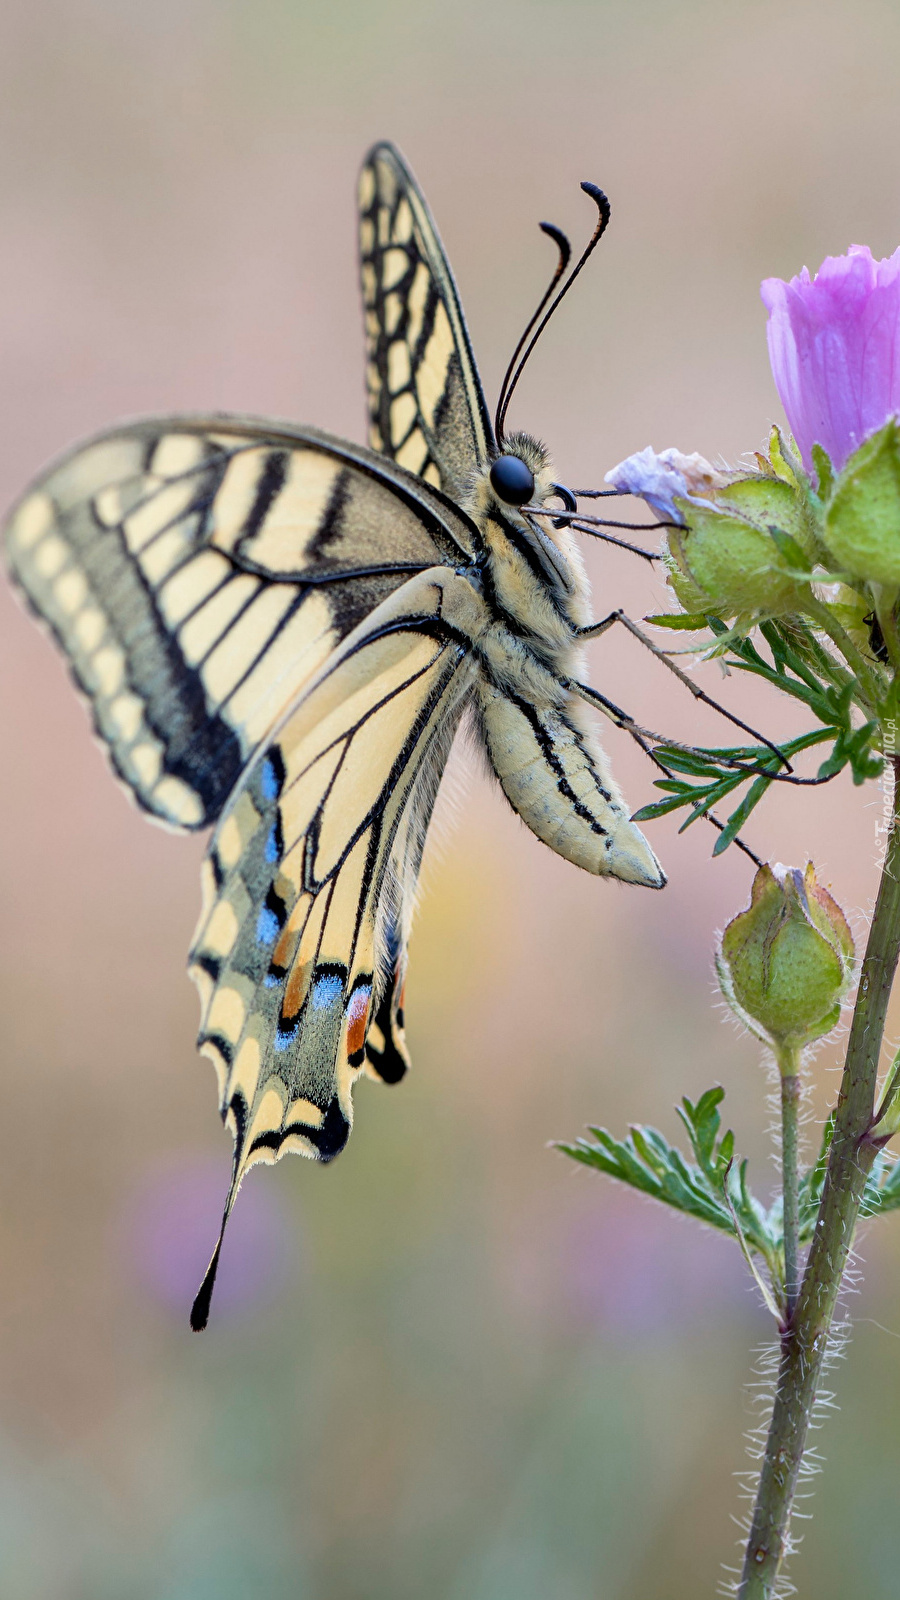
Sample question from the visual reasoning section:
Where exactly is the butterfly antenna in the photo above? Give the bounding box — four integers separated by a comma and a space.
495, 223, 571, 447
495, 183, 611, 446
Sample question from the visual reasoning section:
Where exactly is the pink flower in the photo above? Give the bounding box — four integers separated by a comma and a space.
761, 245, 900, 475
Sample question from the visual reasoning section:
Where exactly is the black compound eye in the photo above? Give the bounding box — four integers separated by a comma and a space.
489, 454, 535, 506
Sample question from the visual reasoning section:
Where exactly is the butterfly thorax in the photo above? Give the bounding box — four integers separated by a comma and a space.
464, 434, 591, 675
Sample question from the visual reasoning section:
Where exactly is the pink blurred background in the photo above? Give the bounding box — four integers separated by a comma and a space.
2, 1, 900, 1594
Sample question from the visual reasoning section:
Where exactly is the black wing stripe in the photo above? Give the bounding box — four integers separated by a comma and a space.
4, 416, 477, 830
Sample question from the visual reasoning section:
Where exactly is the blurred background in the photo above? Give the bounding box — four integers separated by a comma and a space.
2, 0, 900, 1594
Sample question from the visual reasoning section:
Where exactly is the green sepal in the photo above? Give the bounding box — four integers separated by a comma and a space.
643, 612, 715, 631
811, 443, 835, 501
824, 419, 900, 586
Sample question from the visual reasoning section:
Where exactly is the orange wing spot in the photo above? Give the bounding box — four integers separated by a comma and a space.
346, 985, 372, 1059
272, 924, 299, 972
283, 959, 312, 1022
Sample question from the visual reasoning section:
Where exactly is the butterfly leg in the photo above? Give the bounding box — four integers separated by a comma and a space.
575, 609, 788, 767
565, 678, 764, 868
566, 679, 735, 765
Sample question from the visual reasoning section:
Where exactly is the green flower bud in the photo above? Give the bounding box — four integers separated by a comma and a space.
823, 418, 900, 587
665, 476, 814, 619
716, 863, 854, 1056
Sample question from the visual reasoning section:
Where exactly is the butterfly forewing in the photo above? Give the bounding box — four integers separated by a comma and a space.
359, 142, 493, 499
4, 416, 477, 831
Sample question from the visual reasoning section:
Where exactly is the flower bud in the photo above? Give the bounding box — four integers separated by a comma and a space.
822, 418, 900, 588
716, 863, 854, 1055
665, 476, 814, 618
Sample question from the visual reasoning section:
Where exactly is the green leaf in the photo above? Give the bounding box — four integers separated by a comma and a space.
651, 748, 732, 777
644, 612, 713, 631
631, 794, 697, 823
677, 776, 745, 829
558, 1087, 777, 1263
711, 774, 772, 856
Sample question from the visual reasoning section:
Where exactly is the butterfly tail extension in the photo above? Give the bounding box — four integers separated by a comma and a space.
190, 1143, 243, 1332
476, 682, 666, 888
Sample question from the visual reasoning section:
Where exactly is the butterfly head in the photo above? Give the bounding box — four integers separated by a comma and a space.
486, 433, 554, 512
471, 434, 589, 616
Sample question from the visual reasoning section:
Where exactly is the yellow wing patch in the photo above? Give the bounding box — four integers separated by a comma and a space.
359, 142, 494, 499
4, 416, 476, 830
186, 572, 474, 1328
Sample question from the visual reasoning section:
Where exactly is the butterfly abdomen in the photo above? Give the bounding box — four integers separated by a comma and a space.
476, 681, 664, 887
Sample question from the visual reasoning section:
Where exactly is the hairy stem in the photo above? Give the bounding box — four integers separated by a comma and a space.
737, 756, 900, 1598
777, 1050, 802, 1317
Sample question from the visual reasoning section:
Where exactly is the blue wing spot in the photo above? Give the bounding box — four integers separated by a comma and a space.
260, 751, 285, 803
274, 1021, 300, 1052
261, 762, 278, 802
264, 823, 280, 864
263, 972, 282, 988
311, 974, 343, 1011
256, 905, 280, 945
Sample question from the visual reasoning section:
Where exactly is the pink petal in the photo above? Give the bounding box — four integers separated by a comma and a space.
761, 245, 900, 473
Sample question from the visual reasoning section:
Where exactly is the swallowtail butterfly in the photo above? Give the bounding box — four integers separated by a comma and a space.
4, 143, 664, 1328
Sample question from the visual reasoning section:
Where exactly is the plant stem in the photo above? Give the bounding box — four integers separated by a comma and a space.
737, 756, 900, 1598
777, 1049, 801, 1317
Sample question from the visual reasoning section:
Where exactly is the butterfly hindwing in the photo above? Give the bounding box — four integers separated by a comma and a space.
187, 570, 475, 1327
4, 416, 477, 831
359, 142, 493, 500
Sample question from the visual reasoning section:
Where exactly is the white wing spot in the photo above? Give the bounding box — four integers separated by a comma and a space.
108, 691, 144, 742
153, 776, 204, 827
34, 535, 68, 579
130, 741, 163, 786
53, 569, 88, 615
151, 433, 207, 476
92, 644, 126, 695
10, 492, 54, 550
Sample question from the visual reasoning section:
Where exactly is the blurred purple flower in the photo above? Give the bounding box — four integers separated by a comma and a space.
565, 1195, 753, 1340
604, 446, 726, 523
762, 245, 900, 474
124, 1156, 295, 1321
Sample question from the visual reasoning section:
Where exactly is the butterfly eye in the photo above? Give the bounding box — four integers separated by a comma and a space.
489, 454, 535, 506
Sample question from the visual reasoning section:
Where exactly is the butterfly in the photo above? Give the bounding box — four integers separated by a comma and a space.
3, 142, 664, 1329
